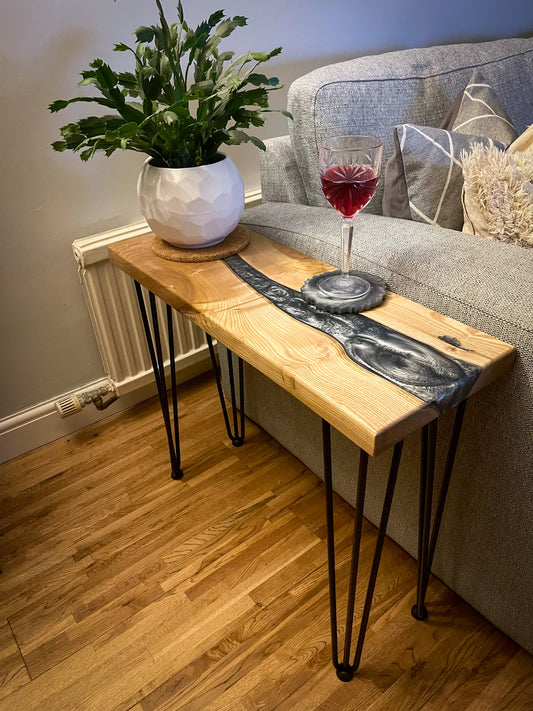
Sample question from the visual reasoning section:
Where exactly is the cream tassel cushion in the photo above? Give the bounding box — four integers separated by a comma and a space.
461, 126, 533, 247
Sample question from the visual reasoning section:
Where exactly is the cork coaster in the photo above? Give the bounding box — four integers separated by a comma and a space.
152, 226, 250, 262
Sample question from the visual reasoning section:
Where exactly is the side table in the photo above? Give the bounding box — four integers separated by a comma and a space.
109, 228, 515, 681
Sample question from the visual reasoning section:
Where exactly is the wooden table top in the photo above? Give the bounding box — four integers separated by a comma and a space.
108, 228, 515, 456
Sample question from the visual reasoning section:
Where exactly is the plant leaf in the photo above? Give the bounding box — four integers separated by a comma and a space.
215, 19, 240, 39
249, 52, 270, 62
248, 135, 266, 150
190, 80, 215, 94
49, 96, 119, 113
163, 111, 179, 124
80, 146, 98, 161
49, 99, 69, 113
247, 73, 279, 87
118, 122, 139, 138
226, 128, 251, 144
207, 10, 225, 27
135, 26, 155, 44
215, 50, 234, 64
117, 71, 138, 87
91, 59, 118, 89
140, 66, 163, 100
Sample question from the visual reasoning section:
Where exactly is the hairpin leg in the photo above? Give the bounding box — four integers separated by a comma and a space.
323, 419, 404, 681
206, 335, 245, 447
412, 400, 467, 620
134, 281, 183, 480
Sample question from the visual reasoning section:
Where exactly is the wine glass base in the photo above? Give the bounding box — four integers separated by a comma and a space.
301, 269, 387, 314
316, 272, 372, 298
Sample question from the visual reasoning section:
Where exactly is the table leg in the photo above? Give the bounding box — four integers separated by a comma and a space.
134, 284, 246, 479
323, 420, 404, 681
206, 336, 245, 447
134, 282, 183, 480
412, 400, 467, 620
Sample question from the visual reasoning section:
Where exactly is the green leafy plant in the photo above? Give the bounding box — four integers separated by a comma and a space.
49, 0, 290, 168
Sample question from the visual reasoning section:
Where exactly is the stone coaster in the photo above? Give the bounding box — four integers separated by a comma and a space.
152, 226, 250, 262
301, 270, 387, 314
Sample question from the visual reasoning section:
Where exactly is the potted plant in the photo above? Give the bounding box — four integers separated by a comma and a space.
50, 0, 289, 248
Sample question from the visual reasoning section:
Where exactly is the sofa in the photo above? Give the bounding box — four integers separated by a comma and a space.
224, 37, 533, 652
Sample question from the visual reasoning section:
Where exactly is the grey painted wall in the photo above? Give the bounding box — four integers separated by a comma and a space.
1, 0, 531, 422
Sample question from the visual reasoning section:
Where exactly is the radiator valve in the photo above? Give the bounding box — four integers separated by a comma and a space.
55, 384, 118, 418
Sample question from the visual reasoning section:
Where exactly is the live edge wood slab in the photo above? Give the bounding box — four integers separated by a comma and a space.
108, 227, 515, 457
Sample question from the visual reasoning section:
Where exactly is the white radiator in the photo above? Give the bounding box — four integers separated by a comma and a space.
73, 220, 211, 397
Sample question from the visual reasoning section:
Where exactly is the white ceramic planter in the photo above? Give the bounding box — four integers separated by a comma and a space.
137, 155, 245, 248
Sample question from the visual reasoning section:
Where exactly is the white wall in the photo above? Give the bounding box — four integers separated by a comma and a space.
0, 0, 531, 449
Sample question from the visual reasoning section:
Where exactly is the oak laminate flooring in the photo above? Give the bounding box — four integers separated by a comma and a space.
0, 621, 30, 700
0, 372, 531, 710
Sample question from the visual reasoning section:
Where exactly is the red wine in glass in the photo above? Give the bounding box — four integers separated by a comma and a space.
321, 164, 379, 218
317, 136, 383, 299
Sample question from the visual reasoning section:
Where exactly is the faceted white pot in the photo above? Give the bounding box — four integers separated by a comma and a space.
137, 155, 245, 248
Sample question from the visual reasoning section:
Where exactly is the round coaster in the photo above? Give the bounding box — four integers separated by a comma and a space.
152, 225, 250, 262
301, 269, 387, 314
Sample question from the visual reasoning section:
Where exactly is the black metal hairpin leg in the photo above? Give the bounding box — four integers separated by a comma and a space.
206, 334, 245, 447
323, 420, 404, 681
412, 399, 467, 620
134, 282, 183, 480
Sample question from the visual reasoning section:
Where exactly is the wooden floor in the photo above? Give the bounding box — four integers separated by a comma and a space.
0, 373, 532, 711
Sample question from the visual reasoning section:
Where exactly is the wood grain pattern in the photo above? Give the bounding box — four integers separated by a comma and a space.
109, 229, 515, 455
0, 374, 531, 710
0, 621, 30, 700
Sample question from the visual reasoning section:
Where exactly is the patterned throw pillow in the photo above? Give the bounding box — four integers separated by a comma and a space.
384, 125, 505, 230
382, 70, 518, 230
443, 68, 518, 144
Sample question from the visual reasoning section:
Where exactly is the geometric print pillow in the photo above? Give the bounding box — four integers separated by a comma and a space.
443, 69, 518, 145
385, 124, 505, 230
382, 69, 517, 230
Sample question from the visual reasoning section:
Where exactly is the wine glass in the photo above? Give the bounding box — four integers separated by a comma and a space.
318, 135, 383, 299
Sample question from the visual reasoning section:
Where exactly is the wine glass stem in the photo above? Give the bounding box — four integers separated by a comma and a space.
341, 218, 354, 279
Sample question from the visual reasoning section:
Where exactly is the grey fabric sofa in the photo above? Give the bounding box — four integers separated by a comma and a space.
230, 38, 533, 652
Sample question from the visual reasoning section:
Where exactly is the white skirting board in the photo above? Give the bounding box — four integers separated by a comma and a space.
0, 379, 158, 465
0, 353, 213, 465
0, 190, 261, 464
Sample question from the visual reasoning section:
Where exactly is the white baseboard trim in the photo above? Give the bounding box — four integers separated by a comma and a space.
0, 379, 145, 464
1, 188, 261, 465
0, 325, 213, 464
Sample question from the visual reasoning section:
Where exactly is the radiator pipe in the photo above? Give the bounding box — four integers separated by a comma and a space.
55, 383, 118, 418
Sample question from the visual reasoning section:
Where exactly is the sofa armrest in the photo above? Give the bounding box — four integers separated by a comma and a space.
260, 136, 308, 205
